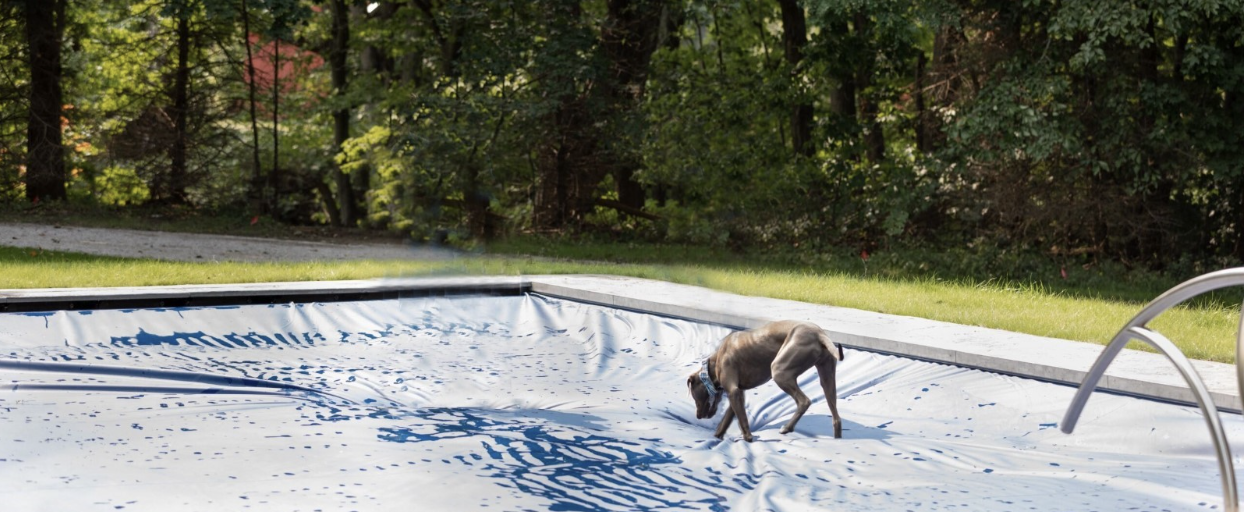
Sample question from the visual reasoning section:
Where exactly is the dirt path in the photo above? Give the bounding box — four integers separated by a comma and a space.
0, 222, 456, 262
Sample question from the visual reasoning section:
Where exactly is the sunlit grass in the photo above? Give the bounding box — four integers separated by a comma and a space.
0, 246, 1238, 363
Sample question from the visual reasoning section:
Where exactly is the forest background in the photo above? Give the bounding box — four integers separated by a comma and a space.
1, 0, 1241, 277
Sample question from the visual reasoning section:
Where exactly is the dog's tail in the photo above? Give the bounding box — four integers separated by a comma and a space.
817, 330, 845, 361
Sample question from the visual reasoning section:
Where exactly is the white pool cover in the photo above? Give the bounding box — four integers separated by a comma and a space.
0, 294, 1240, 511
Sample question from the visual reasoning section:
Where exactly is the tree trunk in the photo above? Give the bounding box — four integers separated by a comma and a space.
399, 51, 422, 85
827, 18, 856, 129
915, 52, 928, 154
534, 1, 588, 230
330, 0, 356, 227
777, 0, 813, 157
239, 0, 264, 213
657, 3, 684, 50
854, 11, 884, 164
395, 0, 424, 85
830, 78, 855, 122
315, 181, 342, 227
1141, 18, 1159, 84
926, 23, 963, 152
862, 97, 884, 164
23, 0, 66, 202
269, 35, 280, 211
168, 10, 191, 203
1173, 33, 1187, 83
464, 164, 493, 239
413, 0, 488, 234
602, 0, 664, 211
441, 22, 464, 77
414, 0, 464, 77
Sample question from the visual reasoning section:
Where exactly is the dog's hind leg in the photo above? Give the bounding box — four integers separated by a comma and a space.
773, 326, 822, 435
773, 369, 811, 435
815, 359, 842, 438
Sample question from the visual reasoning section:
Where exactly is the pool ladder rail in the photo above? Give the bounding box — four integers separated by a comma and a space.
1060, 267, 1243, 512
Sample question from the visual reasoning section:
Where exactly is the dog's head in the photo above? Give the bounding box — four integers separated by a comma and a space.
687, 372, 722, 419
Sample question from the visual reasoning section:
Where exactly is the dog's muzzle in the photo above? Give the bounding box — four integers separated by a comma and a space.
699, 391, 723, 419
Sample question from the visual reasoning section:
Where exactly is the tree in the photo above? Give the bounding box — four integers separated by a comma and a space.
166, 0, 193, 203
532, 0, 603, 231
936, 0, 1243, 263
327, 0, 354, 227
600, 0, 667, 211
0, 1, 27, 201
0, 0, 1237, 270
531, 0, 667, 229
23, 0, 67, 202
239, 0, 264, 212
777, 0, 812, 157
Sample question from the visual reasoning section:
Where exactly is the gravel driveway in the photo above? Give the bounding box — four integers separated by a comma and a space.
0, 223, 456, 262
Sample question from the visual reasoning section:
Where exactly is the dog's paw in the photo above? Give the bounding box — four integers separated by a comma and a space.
779, 426, 793, 435
742, 434, 754, 442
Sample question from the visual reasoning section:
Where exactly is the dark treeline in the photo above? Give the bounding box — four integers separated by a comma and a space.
0, 0, 1241, 268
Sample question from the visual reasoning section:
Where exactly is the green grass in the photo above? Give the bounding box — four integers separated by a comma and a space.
485, 237, 1237, 307
1, 245, 1239, 364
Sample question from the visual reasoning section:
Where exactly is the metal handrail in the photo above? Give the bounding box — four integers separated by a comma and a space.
1060, 267, 1243, 512
1237, 314, 1243, 404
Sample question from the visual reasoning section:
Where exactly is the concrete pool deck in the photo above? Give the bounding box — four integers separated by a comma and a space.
0, 274, 1239, 413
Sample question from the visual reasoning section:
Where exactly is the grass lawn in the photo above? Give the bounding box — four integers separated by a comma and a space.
0, 244, 1238, 364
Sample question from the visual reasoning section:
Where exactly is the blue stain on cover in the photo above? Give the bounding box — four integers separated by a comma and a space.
114, 329, 210, 347
20, 311, 55, 328
377, 408, 732, 511
107, 329, 327, 348
20, 311, 56, 318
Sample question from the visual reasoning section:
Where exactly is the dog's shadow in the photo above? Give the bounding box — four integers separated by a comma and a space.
770, 415, 894, 441
665, 408, 894, 442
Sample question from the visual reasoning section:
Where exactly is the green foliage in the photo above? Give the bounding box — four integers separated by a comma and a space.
0, 2, 25, 201
935, 0, 1242, 264
92, 165, 151, 206
1, 0, 1238, 270
637, 0, 939, 249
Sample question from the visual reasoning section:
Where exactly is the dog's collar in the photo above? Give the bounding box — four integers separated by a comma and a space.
698, 359, 719, 397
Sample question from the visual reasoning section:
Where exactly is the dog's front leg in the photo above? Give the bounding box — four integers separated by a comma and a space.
727, 388, 753, 442
713, 407, 735, 439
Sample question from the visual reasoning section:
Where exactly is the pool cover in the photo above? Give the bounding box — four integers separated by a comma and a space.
0, 294, 1241, 511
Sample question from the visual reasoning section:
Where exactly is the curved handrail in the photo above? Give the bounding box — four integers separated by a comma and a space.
1060, 267, 1243, 512
1238, 314, 1243, 404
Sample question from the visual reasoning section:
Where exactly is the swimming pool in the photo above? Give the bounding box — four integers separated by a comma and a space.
0, 293, 1240, 511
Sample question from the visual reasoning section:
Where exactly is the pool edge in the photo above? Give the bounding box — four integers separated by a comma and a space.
1, 274, 1239, 414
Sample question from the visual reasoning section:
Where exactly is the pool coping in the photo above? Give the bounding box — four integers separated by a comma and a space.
0, 274, 1239, 413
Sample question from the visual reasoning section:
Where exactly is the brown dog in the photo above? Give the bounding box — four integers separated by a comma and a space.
687, 320, 844, 442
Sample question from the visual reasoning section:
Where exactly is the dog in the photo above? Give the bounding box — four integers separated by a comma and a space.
687, 320, 844, 442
